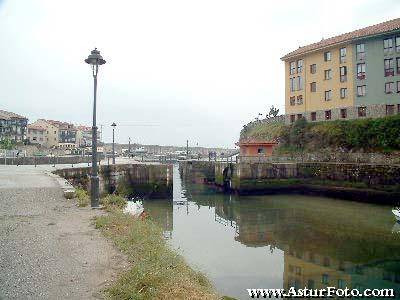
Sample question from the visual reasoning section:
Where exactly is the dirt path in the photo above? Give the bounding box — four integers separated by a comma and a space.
0, 166, 126, 299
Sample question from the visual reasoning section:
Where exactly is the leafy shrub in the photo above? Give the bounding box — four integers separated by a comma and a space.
75, 187, 90, 207
101, 194, 127, 210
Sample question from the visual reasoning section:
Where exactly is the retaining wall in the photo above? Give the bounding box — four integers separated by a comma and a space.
0, 155, 97, 165
181, 160, 400, 204
55, 163, 173, 199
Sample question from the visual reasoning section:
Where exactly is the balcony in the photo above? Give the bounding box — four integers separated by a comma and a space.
385, 68, 394, 77
357, 52, 366, 60
357, 72, 366, 80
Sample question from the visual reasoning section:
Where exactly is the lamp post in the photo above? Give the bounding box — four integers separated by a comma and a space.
111, 122, 116, 164
85, 48, 106, 208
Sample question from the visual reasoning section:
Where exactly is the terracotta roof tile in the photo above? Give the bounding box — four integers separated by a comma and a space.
28, 124, 46, 131
281, 18, 400, 60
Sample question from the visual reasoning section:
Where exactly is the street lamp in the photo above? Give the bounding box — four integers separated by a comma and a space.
85, 48, 106, 208
111, 122, 116, 164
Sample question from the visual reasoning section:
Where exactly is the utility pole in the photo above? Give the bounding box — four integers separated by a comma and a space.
186, 139, 189, 159
111, 122, 116, 164
128, 137, 131, 156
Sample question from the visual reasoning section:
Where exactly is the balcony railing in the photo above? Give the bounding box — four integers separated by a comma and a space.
385, 68, 394, 77
357, 72, 366, 80
357, 52, 365, 60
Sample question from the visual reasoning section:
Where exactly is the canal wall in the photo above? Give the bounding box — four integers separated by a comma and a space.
54, 164, 173, 199
180, 160, 400, 204
179, 161, 215, 183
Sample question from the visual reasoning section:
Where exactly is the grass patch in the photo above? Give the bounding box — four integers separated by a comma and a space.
75, 187, 90, 207
95, 211, 218, 300
100, 194, 127, 211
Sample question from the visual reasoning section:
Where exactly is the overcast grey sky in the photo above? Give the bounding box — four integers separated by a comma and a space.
0, 0, 399, 147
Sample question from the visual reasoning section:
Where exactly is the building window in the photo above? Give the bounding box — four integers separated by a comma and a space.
384, 38, 393, 55
340, 47, 347, 63
323, 257, 330, 267
296, 95, 303, 105
297, 59, 303, 73
324, 69, 332, 80
385, 82, 394, 94
311, 112, 316, 121
290, 61, 296, 75
297, 114, 303, 120
257, 148, 265, 154
308, 280, 315, 289
397, 81, 400, 93
295, 266, 301, 275
325, 110, 331, 120
338, 279, 346, 289
386, 104, 395, 115
290, 114, 295, 123
396, 36, 400, 52
340, 108, 347, 119
396, 57, 400, 74
289, 96, 295, 106
324, 90, 332, 101
322, 274, 329, 284
340, 88, 347, 99
297, 76, 303, 90
356, 43, 365, 60
358, 106, 367, 117
324, 51, 331, 61
310, 82, 316, 92
310, 64, 317, 74
384, 58, 394, 76
357, 85, 366, 96
340, 66, 347, 82
290, 78, 295, 92
357, 63, 366, 79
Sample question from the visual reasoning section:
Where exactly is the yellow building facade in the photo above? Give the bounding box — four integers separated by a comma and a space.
284, 44, 354, 122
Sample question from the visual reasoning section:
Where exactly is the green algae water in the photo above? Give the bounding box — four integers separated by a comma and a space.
141, 165, 400, 299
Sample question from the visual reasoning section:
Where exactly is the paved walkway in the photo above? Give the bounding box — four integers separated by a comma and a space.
0, 166, 126, 299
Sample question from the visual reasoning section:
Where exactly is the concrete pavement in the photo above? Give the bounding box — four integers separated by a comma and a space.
0, 165, 127, 299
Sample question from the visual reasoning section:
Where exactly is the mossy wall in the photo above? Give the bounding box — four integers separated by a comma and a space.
54, 164, 173, 199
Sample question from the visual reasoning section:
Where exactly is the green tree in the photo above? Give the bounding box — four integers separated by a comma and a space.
0, 138, 15, 150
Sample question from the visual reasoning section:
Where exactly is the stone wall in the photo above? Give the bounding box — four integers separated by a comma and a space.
179, 161, 216, 183
0, 155, 96, 165
55, 164, 173, 199
297, 162, 400, 186
284, 103, 400, 124
239, 152, 400, 164
184, 160, 400, 203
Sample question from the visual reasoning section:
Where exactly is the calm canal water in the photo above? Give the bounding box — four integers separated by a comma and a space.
141, 165, 400, 299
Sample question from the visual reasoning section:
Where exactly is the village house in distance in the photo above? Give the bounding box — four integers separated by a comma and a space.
0, 109, 97, 151
281, 18, 400, 123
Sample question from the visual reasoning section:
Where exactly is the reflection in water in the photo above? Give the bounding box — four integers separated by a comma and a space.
141, 165, 400, 299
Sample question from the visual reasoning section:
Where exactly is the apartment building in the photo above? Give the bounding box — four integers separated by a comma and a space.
27, 123, 47, 146
0, 110, 28, 142
27, 119, 59, 148
281, 18, 400, 123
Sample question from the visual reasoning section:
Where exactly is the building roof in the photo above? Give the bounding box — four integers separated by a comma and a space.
28, 123, 46, 131
0, 109, 27, 120
281, 17, 400, 61
76, 125, 92, 131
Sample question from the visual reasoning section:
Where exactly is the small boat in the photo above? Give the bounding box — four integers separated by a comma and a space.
392, 208, 400, 222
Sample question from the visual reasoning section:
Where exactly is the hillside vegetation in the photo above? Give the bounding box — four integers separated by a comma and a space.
240, 115, 400, 153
